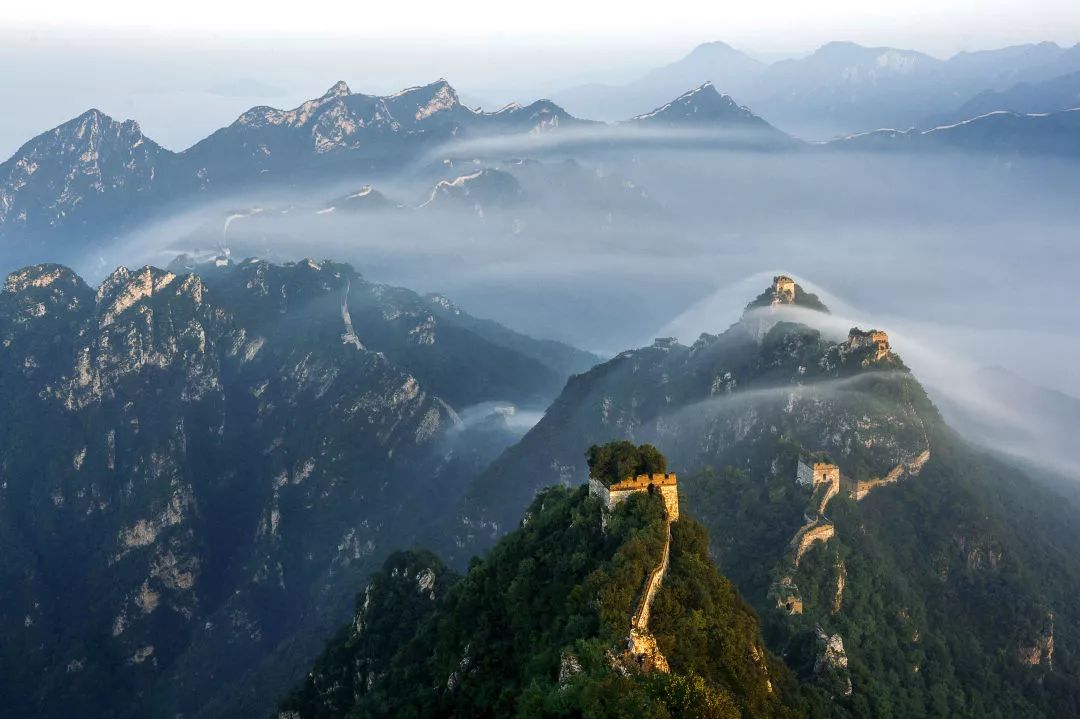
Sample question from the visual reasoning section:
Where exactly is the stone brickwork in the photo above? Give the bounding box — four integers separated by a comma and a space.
772, 275, 796, 303
590, 473, 679, 521
847, 328, 891, 362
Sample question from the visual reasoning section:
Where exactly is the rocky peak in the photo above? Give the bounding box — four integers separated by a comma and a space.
95, 265, 182, 327
628, 82, 760, 125
58, 109, 147, 152
1, 264, 94, 326
740, 274, 830, 339
321, 80, 352, 99
4, 264, 87, 296
0, 106, 164, 229
385, 79, 462, 124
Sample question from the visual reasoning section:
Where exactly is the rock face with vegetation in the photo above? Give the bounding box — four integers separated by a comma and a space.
281, 476, 801, 718
460, 278, 1080, 718
0, 258, 591, 719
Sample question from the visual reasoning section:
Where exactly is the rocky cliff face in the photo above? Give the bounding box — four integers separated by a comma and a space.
0, 258, 578, 718
0, 110, 164, 233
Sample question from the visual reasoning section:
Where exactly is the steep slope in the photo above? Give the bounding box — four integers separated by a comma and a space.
280, 482, 800, 718
0, 258, 581, 719
628, 82, 777, 129
0, 109, 168, 236
422, 290, 600, 379
459, 276, 1080, 717
620, 83, 794, 149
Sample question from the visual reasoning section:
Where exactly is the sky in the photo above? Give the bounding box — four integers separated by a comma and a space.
4, 0, 1080, 56
0, 0, 1078, 154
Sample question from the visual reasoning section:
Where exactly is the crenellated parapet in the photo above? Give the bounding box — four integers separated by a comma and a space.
772, 275, 796, 304
590, 473, 679, 521
842, 449, 930, 501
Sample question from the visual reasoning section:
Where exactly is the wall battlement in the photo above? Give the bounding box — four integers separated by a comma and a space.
590, 473, 679, 521
841, 449, 931, 501
772, 275, 796, 304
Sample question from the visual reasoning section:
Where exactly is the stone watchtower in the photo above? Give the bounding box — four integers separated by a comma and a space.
847, 328, 891, 362
590, 473, 679, 521
772, 275, 796, 304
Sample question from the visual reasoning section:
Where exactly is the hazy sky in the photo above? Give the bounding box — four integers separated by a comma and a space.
5, 1, 1080, 55
1, 1, 1079, 157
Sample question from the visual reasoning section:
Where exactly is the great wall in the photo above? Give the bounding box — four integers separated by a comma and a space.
590, 472, 679, 673
774, 446, 931, 616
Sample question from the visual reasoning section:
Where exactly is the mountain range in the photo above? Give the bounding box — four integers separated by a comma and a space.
0, 80, 583, 244
0, 257, 593, 718
0, 79, 784, 267
554, 39, 1080, 139
4, 62, 1080, 268
3, 264, 1080, 717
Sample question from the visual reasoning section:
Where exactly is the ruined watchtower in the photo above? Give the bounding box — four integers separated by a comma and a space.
772, 275, 796, 304
847, 328, 891, 362
590, 473, 679, 521
812, 462, 840, 488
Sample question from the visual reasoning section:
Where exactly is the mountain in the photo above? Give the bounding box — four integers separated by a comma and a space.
0, 109, 166, 238
554, 41, 767, 122
422, 289, 601, 380
829, 107, 1080, 156
182, 81, 585, 187
627, 82, 776, 129
941, 42, 1071, 86
0, 81, 588, 260
456, 276, 1080, 717
617, 83, 794, 150
279, 466, 802, 718
739, 40, 1080, 138
748, 42, 947, 139
555, 39, 1080, 140
923, 70, 1080, 128
0, 257, 592, 718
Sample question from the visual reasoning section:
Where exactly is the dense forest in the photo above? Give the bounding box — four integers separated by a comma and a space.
280, 469, 803, 718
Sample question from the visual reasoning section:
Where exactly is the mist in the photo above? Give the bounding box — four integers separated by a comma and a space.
86, 137, 1077, 384
8, 111, 1078, 479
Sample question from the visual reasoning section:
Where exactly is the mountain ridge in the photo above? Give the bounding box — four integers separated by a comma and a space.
452, 275, 1080, 717
0, 256, 593, 718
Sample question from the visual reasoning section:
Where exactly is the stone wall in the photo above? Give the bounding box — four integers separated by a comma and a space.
793, 522, 836, 566
592, 473, 679, 521
844, 449, 931, 501
847, 328, 891, 362
772, 275, 796, 303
